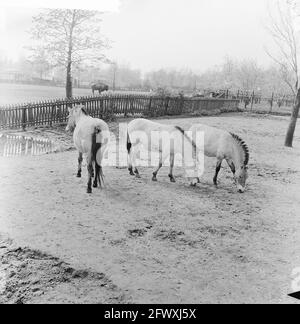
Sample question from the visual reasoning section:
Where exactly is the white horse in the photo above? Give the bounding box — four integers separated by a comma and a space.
66, 105, 110, 193
127, 118, 201, 185
189, 124, 249, 193
127, 119, 249, 193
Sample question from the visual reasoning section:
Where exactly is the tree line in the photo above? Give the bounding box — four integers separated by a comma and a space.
0, 55, 293, 97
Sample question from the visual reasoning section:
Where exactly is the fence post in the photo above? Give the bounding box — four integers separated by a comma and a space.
50, 105, 56, 127
148, 97, 152, 115
164, 96, 170, 115
124, 96, 129, 117
180, 95, 185, 114
22, 105, 27, 131
130, 97, 135, 115
109, 96, 113, 116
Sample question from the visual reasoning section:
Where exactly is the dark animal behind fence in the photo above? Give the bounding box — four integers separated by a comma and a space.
91, 82, 109, 95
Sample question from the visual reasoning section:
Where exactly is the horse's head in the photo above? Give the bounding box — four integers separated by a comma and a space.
234, 165, 248, 193
66, 105, 87, 133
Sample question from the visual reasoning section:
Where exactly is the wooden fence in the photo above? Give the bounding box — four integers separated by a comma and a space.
207, 89, 295, 109
0, 94, 239, 130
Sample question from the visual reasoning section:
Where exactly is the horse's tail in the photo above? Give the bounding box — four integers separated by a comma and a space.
127, 131, 132, 154
175, 126, 197, 154
92, 126, 101, 161
92, 126, 104, 187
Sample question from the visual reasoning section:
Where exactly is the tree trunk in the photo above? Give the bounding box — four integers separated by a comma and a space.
285, 88, 300, 147
66, 11, 75, 99
66, 61, 72, 99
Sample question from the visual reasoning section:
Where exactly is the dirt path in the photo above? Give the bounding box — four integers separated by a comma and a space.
0, 113, 300, 304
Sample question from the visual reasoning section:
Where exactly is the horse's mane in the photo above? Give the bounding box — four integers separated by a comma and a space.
81, 108, 88, 115
230, 133, 249, 166
80, 107, 88, 115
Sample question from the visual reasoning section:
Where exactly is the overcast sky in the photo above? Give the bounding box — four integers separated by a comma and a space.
0, 0, 276, 72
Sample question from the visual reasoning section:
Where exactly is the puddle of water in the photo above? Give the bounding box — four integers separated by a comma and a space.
0, 134, 57, 157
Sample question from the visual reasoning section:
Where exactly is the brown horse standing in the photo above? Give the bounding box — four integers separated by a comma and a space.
91, 82, 109, 95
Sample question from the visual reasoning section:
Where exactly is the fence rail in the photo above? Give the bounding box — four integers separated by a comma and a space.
0, 94, 239, 130
195, 88, 296, 115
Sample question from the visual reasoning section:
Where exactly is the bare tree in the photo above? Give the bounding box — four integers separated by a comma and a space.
29, 9, 110, 98
266, 1, 300, 147
236, 60, 262, 91
266, 2, 298, 94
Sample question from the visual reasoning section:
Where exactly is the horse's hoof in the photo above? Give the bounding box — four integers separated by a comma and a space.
93, 183, 97, 188
152, 176, 158, 182
129, 172, 135, 176
77, 173, 81, 178
87, 188, 92, 194
190, 179, 198, 187
135, 174, 141, 179
169, 175, 176, 183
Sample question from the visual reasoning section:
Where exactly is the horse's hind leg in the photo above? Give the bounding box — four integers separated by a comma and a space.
77, 152, 83, 178
128, 143, 135, 176
134, 167, 141, 178
152, 151, 163, 182
168, 152, 176, 183
93, 163, 101, 188
93, 163, 99, 188
128, 163, 135, 176
130, 146, 141, 178
213, 159, 223, 186
93, 161, 103, 188
93, 144, 106, 188
87, 162, 93, 193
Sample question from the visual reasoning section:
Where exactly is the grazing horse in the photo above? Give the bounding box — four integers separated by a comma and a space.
127, 118, 201, 185
91, 82, 109, 95
189, 124, 249, 193
66, 105, 110, 193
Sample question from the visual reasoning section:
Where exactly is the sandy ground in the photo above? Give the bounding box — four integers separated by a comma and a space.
0, 113, 300, 304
